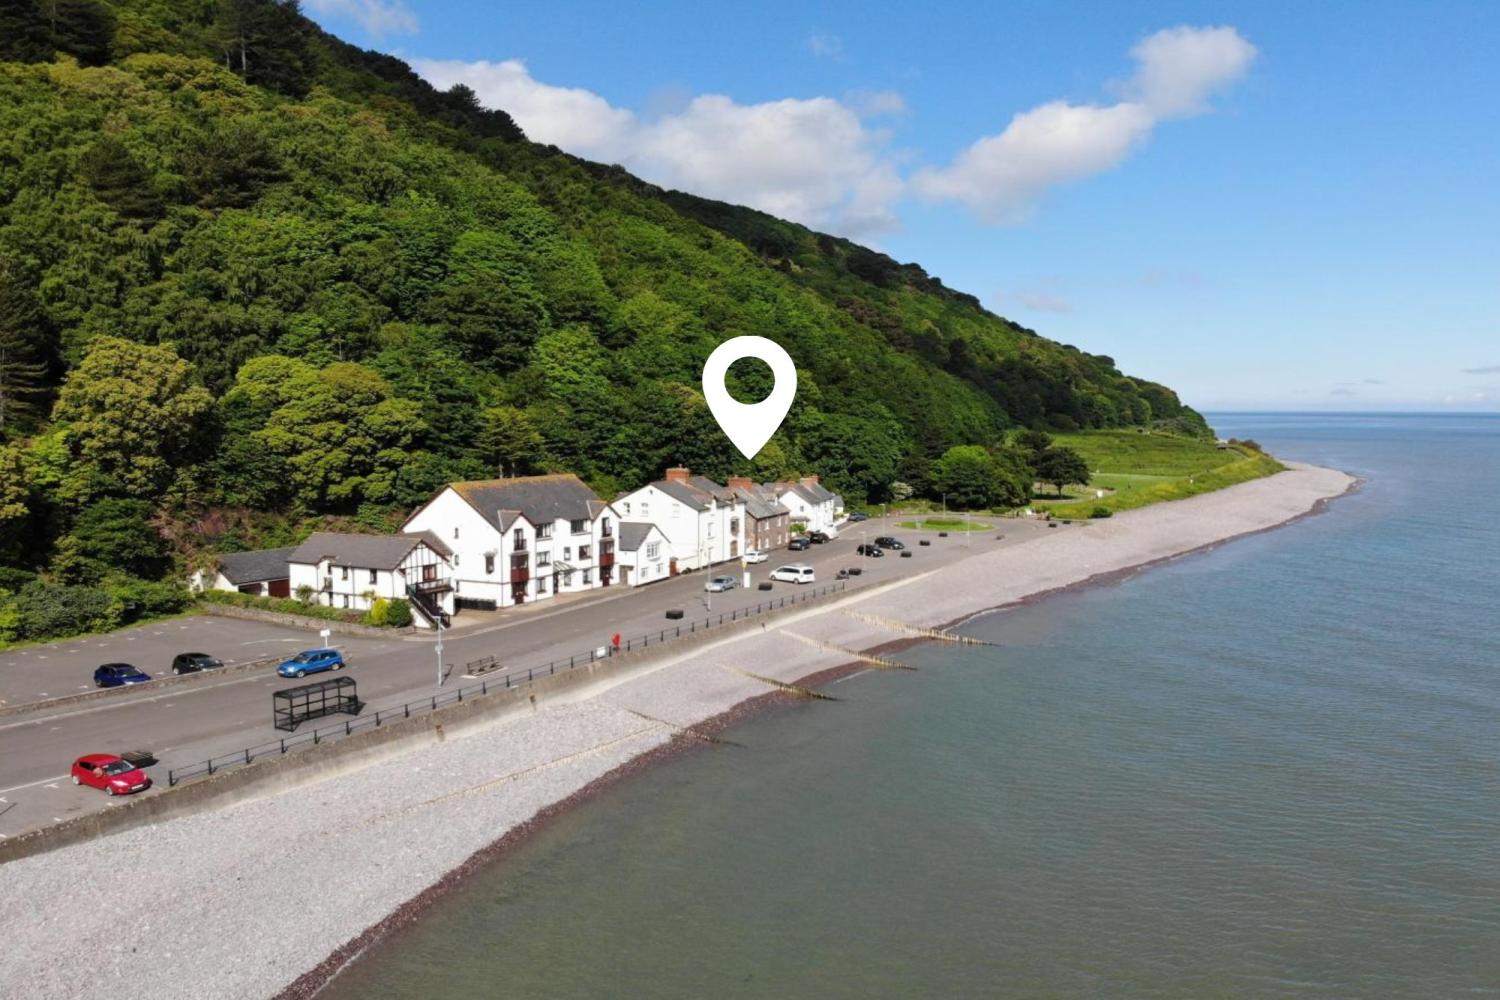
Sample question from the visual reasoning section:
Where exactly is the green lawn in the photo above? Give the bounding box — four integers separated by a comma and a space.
894, 517, 994, 532
1031, 430, 1284, 518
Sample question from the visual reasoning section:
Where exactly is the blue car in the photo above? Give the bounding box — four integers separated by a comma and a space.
94, 663, 152, 688
277, 648, 346, 679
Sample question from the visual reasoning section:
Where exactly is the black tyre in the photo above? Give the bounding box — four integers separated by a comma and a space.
295, 669, 306, 678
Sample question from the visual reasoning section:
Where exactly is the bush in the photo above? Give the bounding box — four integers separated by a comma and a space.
10, 581, 116, 640
198, 589, 364, 624
105, 577, 192, 624
1090, 506, 1113, 519
0, 567, 37, 592
384, 598, 413, 628
363, 597, 391, 627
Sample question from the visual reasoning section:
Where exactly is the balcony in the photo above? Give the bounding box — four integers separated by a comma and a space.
599, 541, 615, 568
412, 579, 452, 595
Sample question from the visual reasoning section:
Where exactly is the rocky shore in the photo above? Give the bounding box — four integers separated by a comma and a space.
0, 463, 1354, 1000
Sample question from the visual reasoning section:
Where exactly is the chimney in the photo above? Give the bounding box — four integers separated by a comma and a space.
800, 474, 819, 487
727, 476, 752, 490
665, 466, 690, 483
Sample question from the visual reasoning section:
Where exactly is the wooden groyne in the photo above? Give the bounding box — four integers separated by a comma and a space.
842, 610, 995, 646
781, 630, 918, 671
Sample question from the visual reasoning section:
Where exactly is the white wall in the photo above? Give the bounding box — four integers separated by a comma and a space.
615, 484, 745, 571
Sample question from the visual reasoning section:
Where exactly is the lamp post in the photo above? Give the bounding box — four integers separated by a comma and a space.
434, 613, 444, 687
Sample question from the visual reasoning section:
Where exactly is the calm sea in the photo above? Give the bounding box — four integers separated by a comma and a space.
324, 414, 1500, 999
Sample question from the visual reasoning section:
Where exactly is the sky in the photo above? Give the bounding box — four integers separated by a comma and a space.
303, 1, 1500, 412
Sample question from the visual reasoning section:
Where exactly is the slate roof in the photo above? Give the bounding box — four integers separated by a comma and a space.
768, 481, 832, 507
445, 475, 605, 532
288, 531, 452, 571
653, 478, 713, 511
617, 522, 661, 552
734, 485, 790, 521
216, 547, 294, 585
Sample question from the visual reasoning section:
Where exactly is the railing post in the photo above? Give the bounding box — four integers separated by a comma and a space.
244, 749, 251, 765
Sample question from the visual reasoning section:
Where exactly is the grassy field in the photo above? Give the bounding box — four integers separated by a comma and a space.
1030, 430, 1284, 518
894, 517, 994, 532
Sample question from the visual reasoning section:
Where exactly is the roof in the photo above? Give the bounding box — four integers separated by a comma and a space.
648, 475, 742, 512
216, 546, 294, 585
444, 475, 605, 533
288, 531, 451, 571
616, 521, 661, 552
735, 487, 790, 521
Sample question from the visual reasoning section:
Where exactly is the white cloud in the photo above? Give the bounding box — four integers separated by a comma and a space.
914, 25, 1255, 223
411, 58, 903, 237
412, 24, 1252, 237
304, 0, 418, 36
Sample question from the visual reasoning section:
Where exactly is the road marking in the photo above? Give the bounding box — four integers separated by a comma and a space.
43, 783, 60, 790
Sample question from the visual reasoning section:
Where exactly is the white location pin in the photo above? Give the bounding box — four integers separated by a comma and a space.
702, 336, 797, 459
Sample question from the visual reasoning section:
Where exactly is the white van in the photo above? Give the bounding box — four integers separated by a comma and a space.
769, 563, 815, 585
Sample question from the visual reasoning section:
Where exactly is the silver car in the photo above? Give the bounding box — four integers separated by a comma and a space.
705, 575, 739, 592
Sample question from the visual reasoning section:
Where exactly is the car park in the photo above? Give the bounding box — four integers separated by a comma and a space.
93, 663, 151, 688
71, 753, 152, 795
171, 652, 223, 674
769, 564, 816, 584
806, 531, 831, 544
873, 536, 905, 550
787, 537, 811, 551
856, 544, 885, 557
743, 550, 769, 564
276, 648, 346, 678
705, 575, 739, 593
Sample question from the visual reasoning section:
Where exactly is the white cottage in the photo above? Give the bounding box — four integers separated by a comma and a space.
286, 531, 454, 628
195, 546, 295, 598
613, 522, 670, 586
402, 474, 617, 612
614, 467, 745, 573
768, 475, 839, 535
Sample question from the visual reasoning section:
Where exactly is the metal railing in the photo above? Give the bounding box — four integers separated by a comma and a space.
167, 580, 849, 786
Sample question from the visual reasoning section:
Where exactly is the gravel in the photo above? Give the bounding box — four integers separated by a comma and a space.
0, 463, 1352, 1000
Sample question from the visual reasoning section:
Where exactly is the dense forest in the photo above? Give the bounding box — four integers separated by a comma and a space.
0, 0, 1210, 640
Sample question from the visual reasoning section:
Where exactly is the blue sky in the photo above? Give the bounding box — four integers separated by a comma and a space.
305, 1, 1500, 412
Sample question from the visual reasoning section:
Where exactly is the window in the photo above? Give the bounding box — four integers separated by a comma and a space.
454, 526, 460, 540
454, 553, 460, 566
602, 517, 612, 537
563, 546, 572, 560
646, 541, 660, 560
582, 569, 592, 585
369, 569, 377, 584
579, 545, 591, 560
730, 518, 740, 534
536, 577, 547, 594
563, 570, 574, 587
340, 566, 349, 580
537, 552, 551, 568
537, 523, 553, 539
570, 518, 587, 534
641, 502, 650, 518
485, 554, 495, 575
622, 502, 631, 515
670, 505, 678, 519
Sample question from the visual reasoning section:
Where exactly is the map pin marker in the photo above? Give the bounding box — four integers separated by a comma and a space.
702, 336, 797, 460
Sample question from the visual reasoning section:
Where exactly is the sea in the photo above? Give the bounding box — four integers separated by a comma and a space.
322, 413, 1500, 999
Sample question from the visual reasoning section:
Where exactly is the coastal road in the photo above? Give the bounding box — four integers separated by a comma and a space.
0, 516, 1051, 837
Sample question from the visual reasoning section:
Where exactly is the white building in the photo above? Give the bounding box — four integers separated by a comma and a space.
614, 522, 670, 586
614, 467, 745, 573
769, 475, 840, 535
286, 531, 454, 628
402, 474, 618, 612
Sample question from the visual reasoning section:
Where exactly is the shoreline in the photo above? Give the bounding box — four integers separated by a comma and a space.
0, 463, 1357, 1000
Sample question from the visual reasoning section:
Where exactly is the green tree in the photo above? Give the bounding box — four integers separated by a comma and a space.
932, 445, 1004, 509
478, 404, 544, 477
47, 0, 115, 66
0, 0, 52, 62
54, 498, 169, 583
80, 137, 163, 221
1013, 428, 1054, 464
50, 337, 214, 504
1035, 446, 1091, 496
0, 258, 50, 438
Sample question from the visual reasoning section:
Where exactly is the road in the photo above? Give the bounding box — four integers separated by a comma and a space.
0, 516, 1049, 837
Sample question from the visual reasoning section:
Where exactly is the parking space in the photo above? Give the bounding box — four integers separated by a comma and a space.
0, 615, 405, 709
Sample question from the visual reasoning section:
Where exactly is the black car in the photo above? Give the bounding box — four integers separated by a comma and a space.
856, 544, 885, 557
787, 537, 811, 551
847, 512, 869, 522
171, 652, 224, 674
873, 536, 905, 550
806, 531, 831, 544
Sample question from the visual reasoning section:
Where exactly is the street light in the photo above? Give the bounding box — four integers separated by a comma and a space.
434, 613, 444, 687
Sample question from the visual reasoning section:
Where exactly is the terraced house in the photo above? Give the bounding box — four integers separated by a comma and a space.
286, 532, 454, 628
614, 467, 746, 573
402, 475, 618, 612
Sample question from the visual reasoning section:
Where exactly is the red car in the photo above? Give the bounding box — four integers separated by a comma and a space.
71, 754, 152, 796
